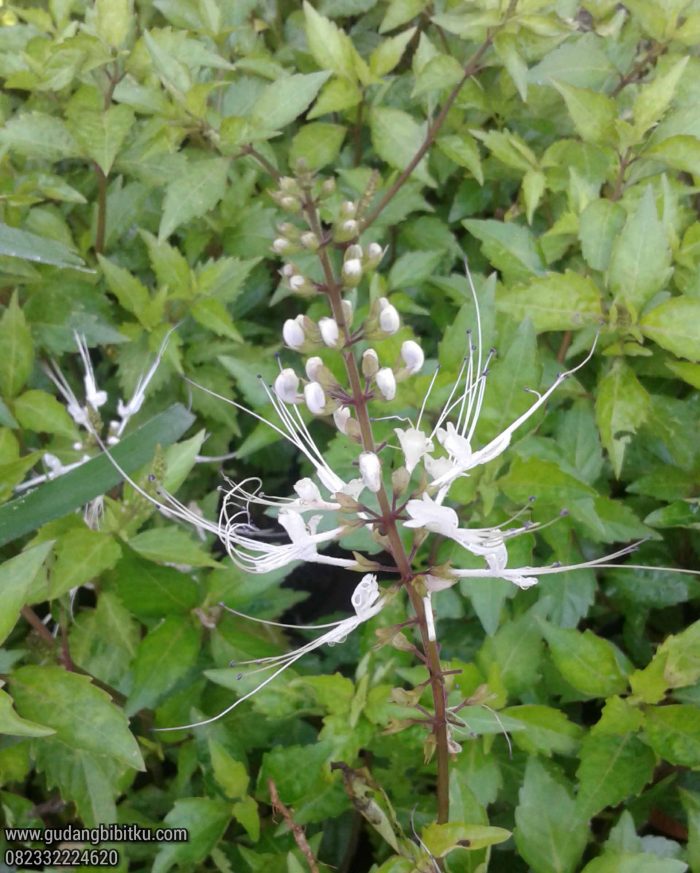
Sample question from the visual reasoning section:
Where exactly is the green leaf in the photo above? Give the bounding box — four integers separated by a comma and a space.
515, 758, 588, 873
579, 200, 626, 271
10, 666, 145, 770
463, 219, 544, 281
640, 297, 700, 362
0, 404, 194, 547
0, 112, 79, 162
633, 57, 688, 137
595, 360, 650, 478
0, 222, 86, 270
644, 704, 700, 767
289, 122, 346, 171
437, 134, 483, 184
308, 77, 362, 119
494, 32, 528, 101
303, 1, 361, 82
421, 822, 511, 857
95, 0, 131, 47
369, 28, 416, 77
0, 540, 53, 645
554, 82, 616, 144
110, 549, 200, 617
98, 254, 153, 326
506, 705, 583, 757
528, 33, 615, 90
49, 527, 122, 599
143, 29, 191, 94
209, 739, 248, 799
158, 158, 229, 241
13, 389, 77, 438
0, 293, 34, 399
69, 591, 140, 687
370, 106, 433, 187
380, 0, 428, 33
252, 72, 331, 132
0, 688, 54, 738
496, 271, 602, 332
191, 298, 241, 341
388, 250, 443, 290
128, 525, 219, 567
575, 732, 655, 820
153, 798, 232, 873
126, 615, 201, 715
581, 853, 687, 873
540, 622, 629, 698
647, 134, 700, 177
608, 187, 672, 310
70, 105, 135, 176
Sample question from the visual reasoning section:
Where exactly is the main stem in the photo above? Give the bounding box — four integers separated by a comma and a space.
304, 199, 450, 823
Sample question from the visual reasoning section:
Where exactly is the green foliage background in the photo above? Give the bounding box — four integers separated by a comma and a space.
1, 0, 700, 871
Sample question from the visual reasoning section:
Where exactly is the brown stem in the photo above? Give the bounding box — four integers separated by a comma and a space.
610, 149, 632, 202
239, 144, 282, 182
611, 41, 666, 97
21, 606, 54, 644
268, 779, 320, 873
556, 330, 572, 364
301, 193, 450, 824
361, 1, 518, 232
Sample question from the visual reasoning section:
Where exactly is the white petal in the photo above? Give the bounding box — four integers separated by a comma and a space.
394, 427, 433, 473
305, 356, 324, 381
319, 317, 340, 348
401, 340, 424, 374
283, 317, 305, 349
376, 367, 396, 400
359, 451, 382, 492
404, 493, 459, 535
304, 381, 326, 414
274, 368, 300, 403
378, 298, 400, 334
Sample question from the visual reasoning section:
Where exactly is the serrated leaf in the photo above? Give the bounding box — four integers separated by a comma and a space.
608, 187, 672, 310
98, 254, 153, 325
95, 0, 131, 47
289, 122, 346, 170
128, 525, 219, 567
49, 527, 122, 599
640, 297, 700, 362
554, 82, 616, 144
464, 219, 544, 281
0, 688, 54, 738
540, 622, 629, 698
126, 615, 201, 715
370, 106, 433, 186
143, 29, 191, 94
497, 271, 601, 331
0, 293, 34, 399
153, 798, 232, 873
0, 112, 79, 162
644, 704, 700, 768
370, 28, 415, 77
111, 550, 200, 617
14, 389, 77, 438
633, 57, 688, 136
579, 199, 626, 271
380, 0, 428, 33
303, 1, 361, 82
70, 105, 135, 175
0, 222, 86, 270
252, 72, 331, 132
0, 541, 54, 645
11, 666, 145, 770
421, 822, 511, 857
515, 758, 588, 873
595, 360, 650, 477
437, 134, 483, 184
158, 158, 229, 241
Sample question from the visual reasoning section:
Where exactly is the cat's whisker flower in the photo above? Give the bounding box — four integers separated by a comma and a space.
156, 575, 385, 731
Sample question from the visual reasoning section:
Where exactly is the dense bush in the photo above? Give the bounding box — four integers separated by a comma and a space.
1, 1, 699, 871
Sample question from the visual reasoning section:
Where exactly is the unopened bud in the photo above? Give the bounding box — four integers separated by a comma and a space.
376, 367, 396, 400
272, 237, 290, 254
378, 298, 400, 334
333, 406, 351, 434
359, 451, 382, 493
392, 466, 410, 496
345, 244, 363, 261
304, 381, 326, 415
319, 317, 340, 348
342, 258, 363, 287
281, 263, 295, 278
305, 356, 324, 381
294, 478, 322, 503
280, 195, 301, 212
300, 231, 319, 251
280, 176, 298, 192
289, 274, 307, 293
283, 316, 305, 349
321, 178, 336, 195
366, 242, 384, 268
341, 299, 353, 326
362, 349, 379, 378
341, 200, 357, 217
274, 368, 300, 403
401, 340, 424, 374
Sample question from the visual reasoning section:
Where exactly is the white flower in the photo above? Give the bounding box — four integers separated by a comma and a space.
378, 298, 400, 334
272, 237, 289, 254
342, 219, 359, 237
305, 356, 324, 381
289, 274, 306, 293
401, 340, 424, 374
304, 381, 326, 414
283, 316, 305, 349
160, 574, 385, 730
274, 368, 300, 404
376, 367, 396, 400
345, 244, 363, 260
359, 451, 382, 493
300, 231, 319, 250
362, 349, 379, 377
319, 317, 340, 348
341, 200, 357, 217
366, 242, 384, 268
394, 427, 434, 474
75, 334, 107, 411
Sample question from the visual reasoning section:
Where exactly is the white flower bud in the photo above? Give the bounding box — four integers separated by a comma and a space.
321, 178, 336, 195
376, 367, 397, 401
378, 298, 400, 334
300, 231, 319, 251
342, 219, 359, 236
359, 451, 382, 493
280, 176, 297, 192
362, 349, 379, 378
319, 317, 339, 348
305, 356, 324, 381
401, 340, 424, 374
341, 299, 353, 326
272, 237, 290, 254
280, 195, 301, 212
281, 263, 295, 277
345, 244, 363, 261
274, 368, 300, 403
283, 316, 305, 349
366, 242, 384, 268
341, 200, 357, 217
289, 275, 306, 293
342, 258, 363, 287
304, 381, 326, 415
333, 406, 351, 434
